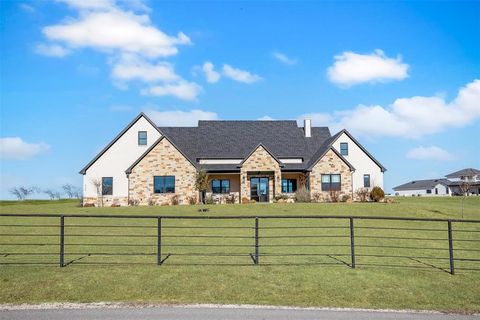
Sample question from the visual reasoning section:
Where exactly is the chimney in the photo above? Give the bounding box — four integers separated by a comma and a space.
304, 118, 311, 137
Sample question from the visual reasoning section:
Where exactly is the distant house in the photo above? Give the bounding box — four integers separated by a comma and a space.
393, 168, 480, 197
79, 113, 386, 206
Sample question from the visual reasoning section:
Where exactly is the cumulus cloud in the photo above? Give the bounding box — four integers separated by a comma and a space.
327, 49, 409, 86
222, 64, 262, 83
111, 54, 180, 83
35, 44, 71, 57
0, 137, 50, 160
298, 79, 480, 138
202, 62, 221, 83
272, 51, 297, 65
141, 81, 202, 101
406, 146, 455, 161
258, 115, 275, 121
146, 109, 219, 126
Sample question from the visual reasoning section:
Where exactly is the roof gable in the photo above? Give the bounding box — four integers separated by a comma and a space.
79, 113, 162, 175
238, 143, 284, 168
307, 146, 355, 172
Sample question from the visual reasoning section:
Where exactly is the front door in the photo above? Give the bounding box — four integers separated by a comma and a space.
250, 177, 269, 202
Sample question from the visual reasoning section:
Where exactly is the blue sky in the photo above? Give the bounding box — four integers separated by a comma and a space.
1, 0, 479, 199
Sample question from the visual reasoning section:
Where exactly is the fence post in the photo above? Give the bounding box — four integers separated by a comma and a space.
254, 217, 259, 265
349, 217, 355, 269
447, 220, 455, 275
157, 217, 162, 265
59, 215, 65, 268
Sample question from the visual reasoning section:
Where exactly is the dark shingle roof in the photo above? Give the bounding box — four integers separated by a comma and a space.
159, 120, 332, 170
393, 179, 451, 191
445, 168, 480, 179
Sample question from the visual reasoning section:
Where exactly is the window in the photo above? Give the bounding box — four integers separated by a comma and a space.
154, 176, 175, 193
426, 189, 432, 194
138, 131, 147, 145
435, 188, 438, 195
212, 179, 230, 194
281, 179, 297, 193
363, 174, 371, 188
321, 174, 341, 191
340, 142, 348, 156
102, 177, 113, 195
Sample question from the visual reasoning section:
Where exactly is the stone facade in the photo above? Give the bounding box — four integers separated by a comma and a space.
309, 149, 353, 202
82, 196, 128, 207
206, 174, 241, 204
240, 146, 281, 202
128, 138, 197, 205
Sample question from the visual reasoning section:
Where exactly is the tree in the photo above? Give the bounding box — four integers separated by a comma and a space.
195, 169, 209, 204
91, 179, 103, 207
44, 189, 61, 200
62, 184, 76, 198
9, 186, 35, 200
459, 178, 472, 219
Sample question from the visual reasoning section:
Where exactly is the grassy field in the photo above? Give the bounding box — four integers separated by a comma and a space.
0, 197, 479, 313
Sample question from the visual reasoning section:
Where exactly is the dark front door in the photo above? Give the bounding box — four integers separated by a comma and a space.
250, 177, 269, 202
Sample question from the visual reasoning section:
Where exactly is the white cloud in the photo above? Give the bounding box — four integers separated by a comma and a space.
141, 81, 202, 101
111, 54, 180, 83
258, 116, 275, 121
222, 64, 262, 83
202, 62, 220, 83
327, 49, 409, 86
146, 109, 219, 126
0, 137, 50, 160
57, 0, 115, 11
35, 44, 71, 57
406, 146, 455, 161
333, 79, 480, 138
272, 51, 297, 65
42, 9, 191, 58
19, 3, 35, 13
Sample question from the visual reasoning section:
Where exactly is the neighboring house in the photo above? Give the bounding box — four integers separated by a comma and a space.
393, 168, 480, 197
80, 113, 386, 206
393, 179, 451, 197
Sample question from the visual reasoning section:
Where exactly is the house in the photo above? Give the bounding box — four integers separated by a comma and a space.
393, 168, 480, 197
392, 179, 451, 197
79, 113, 386, 206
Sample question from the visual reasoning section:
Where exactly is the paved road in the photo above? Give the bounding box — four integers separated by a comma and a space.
0, 306, 478, 320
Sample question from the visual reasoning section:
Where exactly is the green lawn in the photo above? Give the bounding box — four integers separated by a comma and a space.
0, 197, 479, 313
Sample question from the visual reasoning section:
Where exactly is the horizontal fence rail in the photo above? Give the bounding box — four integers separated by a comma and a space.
0, 214, 479, 274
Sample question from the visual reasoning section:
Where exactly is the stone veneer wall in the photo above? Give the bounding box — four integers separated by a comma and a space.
128, 138, 197, 205
240, 146, 281, 202
82, 196, 128, 207
309, 149, 353, 201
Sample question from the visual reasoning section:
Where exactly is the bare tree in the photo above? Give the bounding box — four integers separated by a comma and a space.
459, 179, 472, 219
44, 189, 61, 200
9, 187, 26, 200
9, 186, 35, 200
62, 184, 76, 198
91, 179, 103, 207
195, 169, 209, 204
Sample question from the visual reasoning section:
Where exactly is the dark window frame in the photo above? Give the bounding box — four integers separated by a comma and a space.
321, 174, 341, 191
153, 176, 175, 194
281, 179, 297, 193
426, 189, 432, 194
340, 142, 348, 156
138, 131, 147, 145
363, 174, 371, 188
102, 177, 113, 196
211, 179, 230, 194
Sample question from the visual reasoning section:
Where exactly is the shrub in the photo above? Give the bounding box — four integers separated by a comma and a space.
148, 199, 155, 206
242, 197, 250, 204
186, 195, 197, 205
294, 187, 311, 203
355, 188, 369, 202
341, 194, 350, 202
205, 194, 214, 205
329, 190, 340, 202
170, 195, 180, 205
225, 194, 237, 204
370, 186, 385, 202
274, 194, 288, 201
311, 192, 322, 203
128, 199, 140, 206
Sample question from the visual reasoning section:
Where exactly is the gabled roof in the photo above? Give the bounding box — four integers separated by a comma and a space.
393, 179, 451, 191
125, 135, 197, 174
79, 113, 162, 175
237, 143, 284, 168
445, 168, 480, 179
306, 144, 355, 172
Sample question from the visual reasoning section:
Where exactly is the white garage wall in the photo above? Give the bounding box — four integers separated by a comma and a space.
82, 115, 162, 198
331, 132, 384, 192
395, 184, 450, 197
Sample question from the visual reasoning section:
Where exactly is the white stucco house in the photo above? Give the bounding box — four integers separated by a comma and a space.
79, 113, 386, 206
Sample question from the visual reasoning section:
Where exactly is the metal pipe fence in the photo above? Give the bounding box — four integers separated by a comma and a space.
0, 214, 479, 274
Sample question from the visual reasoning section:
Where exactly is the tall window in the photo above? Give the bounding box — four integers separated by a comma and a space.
212, 179, 230, 194
138, 131, 147, 145
281, 179, 297, 193
321, 174, 341, 191
340, 142, 348, 156
363, 174, 371, 188
154, 176, 175, 193
102, 177, 113, 195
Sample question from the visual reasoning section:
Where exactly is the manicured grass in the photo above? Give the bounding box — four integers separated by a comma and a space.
0, 197, 479, 312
